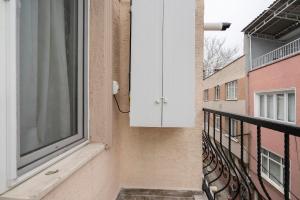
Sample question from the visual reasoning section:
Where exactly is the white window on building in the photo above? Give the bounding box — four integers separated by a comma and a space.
204, 89, 209, 102
226, 80, 237, 100
256, 90, 296, 123
261, 148, 285, 190
230, 119, 239, 137
215, 85, 220, 100
215, 115, 220, 131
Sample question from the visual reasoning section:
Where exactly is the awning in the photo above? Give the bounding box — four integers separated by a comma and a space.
242, 0, 300, 40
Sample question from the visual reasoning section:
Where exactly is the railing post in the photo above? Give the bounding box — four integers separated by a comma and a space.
257, 126, 271, 200
240, 121, 244, 167
284, 133, 290, 200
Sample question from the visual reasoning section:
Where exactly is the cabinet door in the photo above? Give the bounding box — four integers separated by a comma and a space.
130, 0, 163, 127
162, 0, 195, 127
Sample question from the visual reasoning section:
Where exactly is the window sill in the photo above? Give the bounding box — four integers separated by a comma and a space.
225, 99, 238, 101
224, 134, 239, 143
261, 174, 284, 195
0, 143, 105, 200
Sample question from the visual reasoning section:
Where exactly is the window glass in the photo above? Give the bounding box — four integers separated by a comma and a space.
262, 155, 268, 174
19, 0, 84, 157
260, 95, 265, 117
204, 89, 208, 101
269, 152, 281, 163
262, 148, 268, 155
230, 119, 238, 137
267, 95, 274, 119
277, 94, 284, 121
215, 115, 220, 131
288, 93, 295, 122
215, 86, 220, 100
226, 81, 237, 100
269, 159, 282, 186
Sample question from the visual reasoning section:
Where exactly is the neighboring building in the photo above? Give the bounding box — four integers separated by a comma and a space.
203, 55, 249, 167
243, 0, 300, 199
0, 0, 205, 200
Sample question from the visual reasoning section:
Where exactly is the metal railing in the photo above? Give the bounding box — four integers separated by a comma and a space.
202, 108, 300, 200
252, 38, 300, 69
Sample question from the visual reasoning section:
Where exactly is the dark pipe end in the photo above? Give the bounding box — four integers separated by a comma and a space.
222, 23, 231, 31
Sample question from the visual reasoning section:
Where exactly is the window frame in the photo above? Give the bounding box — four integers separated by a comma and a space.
260, 148, 288, 193
214, 85, 220, 101
255, 89, 296, 124
230, 119, 239, 137
0, 0, 90, 193
204, 89, 209, 102
226, 80, 237, 100
215, 115, 220, 131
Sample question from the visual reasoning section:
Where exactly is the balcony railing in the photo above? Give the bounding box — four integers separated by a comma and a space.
252, 38, 300, 70
202, 108, 300, 200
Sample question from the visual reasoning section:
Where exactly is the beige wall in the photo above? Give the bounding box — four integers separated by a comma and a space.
41, 0, 204, 199
203, 56, 247, 115
203, 56, 246, 89
203, 56, 249, 162
119, 0, 204, 191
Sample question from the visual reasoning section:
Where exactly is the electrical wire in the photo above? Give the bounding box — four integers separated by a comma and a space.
113, 94, 130, 114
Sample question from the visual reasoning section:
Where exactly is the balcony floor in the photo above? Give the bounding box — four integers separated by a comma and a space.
117, 189, 208, 200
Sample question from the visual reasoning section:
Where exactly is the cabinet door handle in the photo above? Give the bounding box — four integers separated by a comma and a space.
155, 99, 161, 104
162, 97, 168, 104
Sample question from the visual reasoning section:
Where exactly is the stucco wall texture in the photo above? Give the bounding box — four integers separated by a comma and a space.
248, 54, 300, 200
42, 0, 204, 199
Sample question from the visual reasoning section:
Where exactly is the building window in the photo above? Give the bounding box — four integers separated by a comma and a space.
204, 89, 209, 102
215, 85, 220, 100
256, 90, 295, 123
230, 119, 239, 137
226, 81, 237, 100
204, 112, 209, 132
18, 0, 87, 174
215, 115, 220, 131
261, 148, 285, 190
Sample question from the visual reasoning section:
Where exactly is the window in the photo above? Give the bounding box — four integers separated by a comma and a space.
204, 89, 209, 101
226, 81, 237, 100
18, 0, 87, 174
230, 119, 239, 137
215, 86, 220, 100
256, 90, 296, 123
204, 112, 209, 132
215, 115, 220, 131
261, 148, 285, 190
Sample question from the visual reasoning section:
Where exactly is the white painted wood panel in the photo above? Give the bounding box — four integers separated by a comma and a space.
130, 0, 163, 127
162, 0, 195, 127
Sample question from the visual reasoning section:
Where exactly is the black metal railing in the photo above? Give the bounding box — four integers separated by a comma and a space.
202, 108, 300, 200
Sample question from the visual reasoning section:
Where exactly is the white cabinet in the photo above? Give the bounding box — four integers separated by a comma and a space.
130, 0, 195, 127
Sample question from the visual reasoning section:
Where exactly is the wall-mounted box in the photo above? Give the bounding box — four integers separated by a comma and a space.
130, 0, 195, 127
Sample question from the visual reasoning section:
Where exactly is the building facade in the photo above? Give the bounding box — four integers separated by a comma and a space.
203, 55, 249, 167
243, 1, 300, 199
0, 0, 205, 200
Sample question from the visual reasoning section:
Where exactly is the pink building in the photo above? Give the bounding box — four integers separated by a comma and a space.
243, 1, 300, 199
248, 54, 300, 200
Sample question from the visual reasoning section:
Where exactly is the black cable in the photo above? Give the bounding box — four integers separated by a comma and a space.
113, 95, 130, 114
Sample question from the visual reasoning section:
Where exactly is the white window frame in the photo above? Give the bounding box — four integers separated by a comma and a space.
261, 148, 288, 193
204, 89, 209, 102
226, 80, 237, 100
215, 85, 220, 101
255, 89, 296, 124
215, 115, 220, 131
230, 119, 239, 137
0, 0, 90, 193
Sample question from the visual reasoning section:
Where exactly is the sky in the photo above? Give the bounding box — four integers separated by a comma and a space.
204, 0, 276, 55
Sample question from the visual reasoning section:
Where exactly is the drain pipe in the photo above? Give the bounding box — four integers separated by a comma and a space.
204, 22, 231, 31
